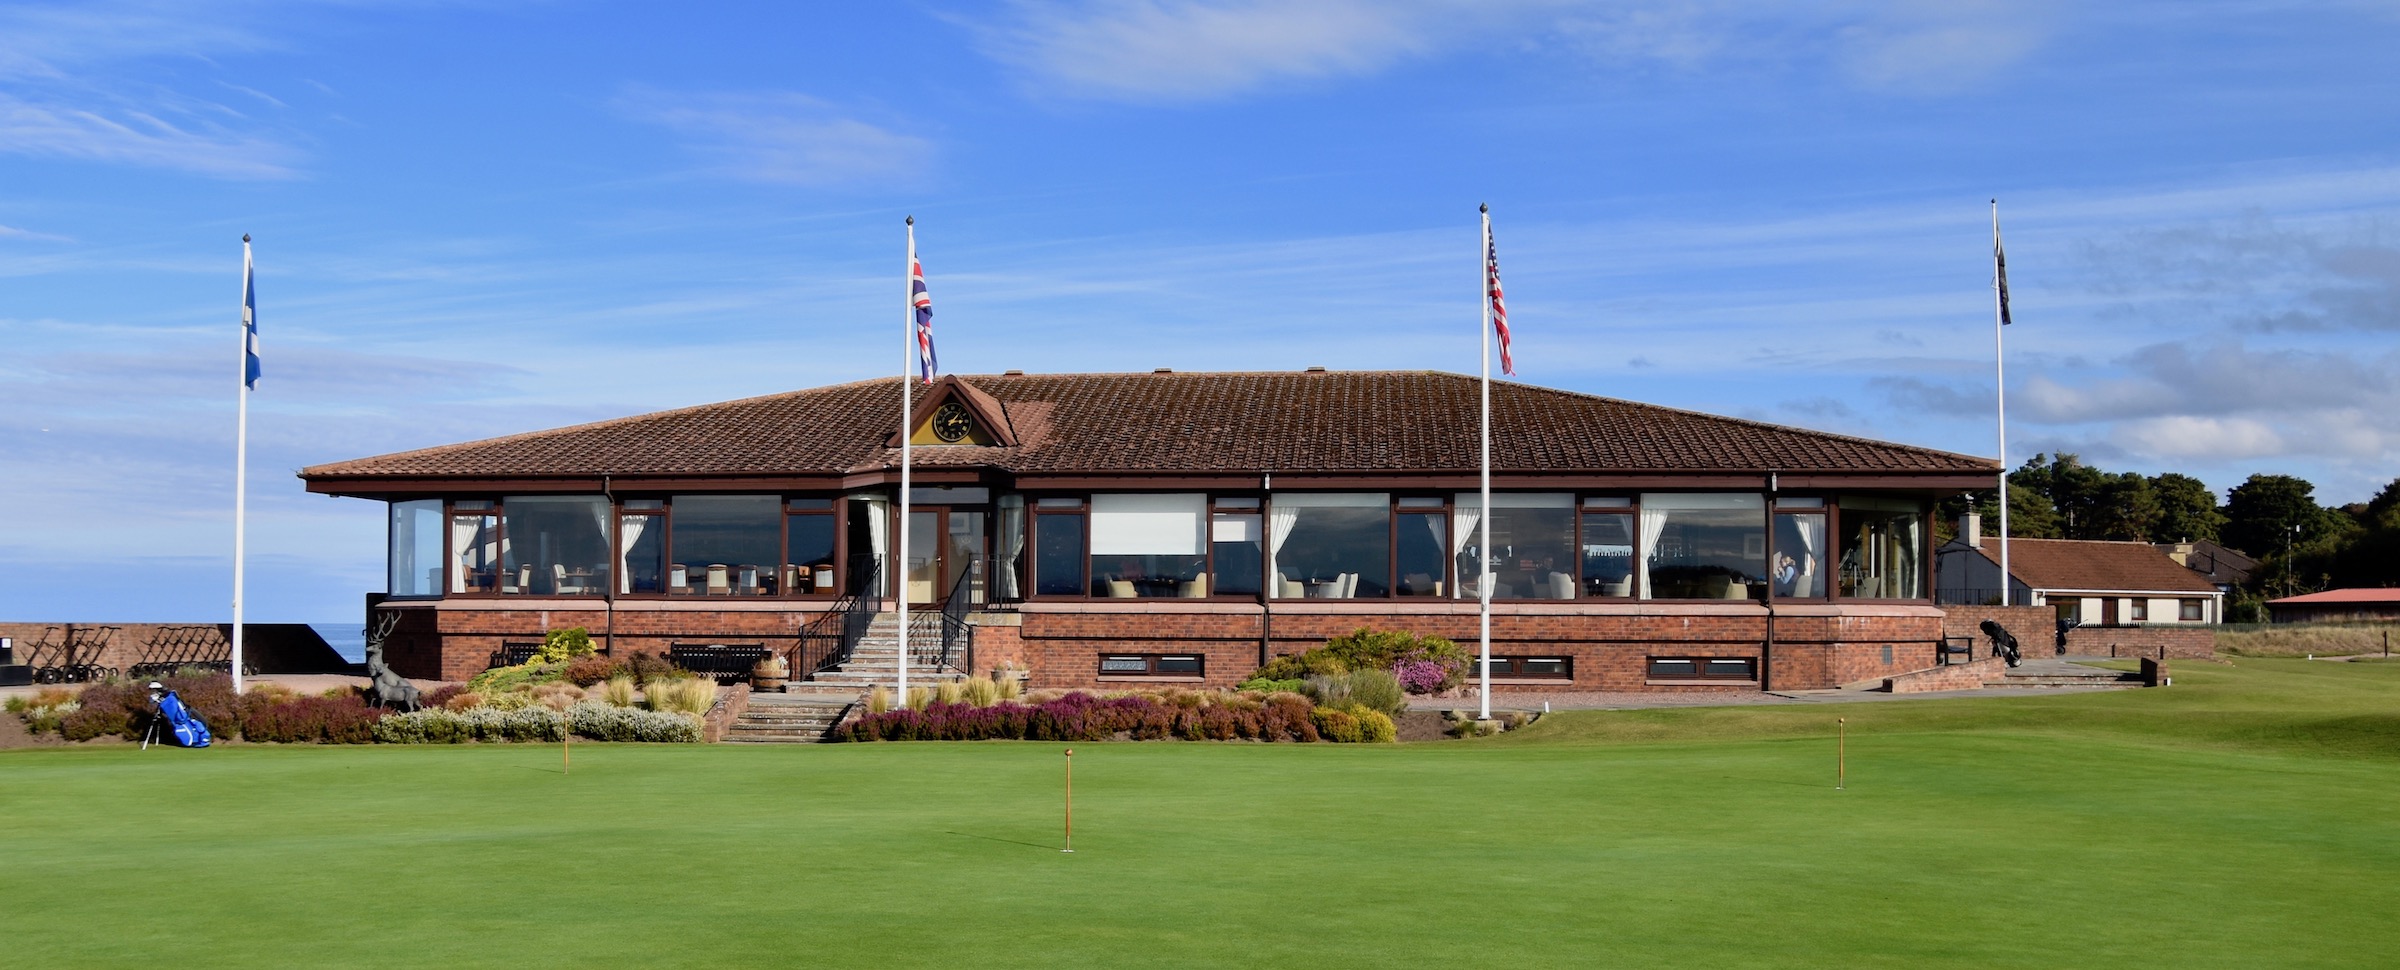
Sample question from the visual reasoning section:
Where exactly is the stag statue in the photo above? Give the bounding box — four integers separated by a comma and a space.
1978, 618, 2023, 668
362, 612, 423, 711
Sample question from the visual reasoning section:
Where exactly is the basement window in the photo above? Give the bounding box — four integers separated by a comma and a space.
1647, 656, 1758, 683
1471, 656, 1574, 680
1098, 654, 1204, 680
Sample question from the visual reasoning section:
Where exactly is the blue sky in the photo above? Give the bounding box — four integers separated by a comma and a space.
5, 0, 2399, 625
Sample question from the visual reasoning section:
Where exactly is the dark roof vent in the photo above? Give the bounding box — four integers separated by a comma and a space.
1154, 367, 1173, 374
1304, 365, 1328, 373
1002, 369, 1025, 376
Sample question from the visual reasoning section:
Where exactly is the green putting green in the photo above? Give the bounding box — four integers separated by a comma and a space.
4, 658, 2395, 968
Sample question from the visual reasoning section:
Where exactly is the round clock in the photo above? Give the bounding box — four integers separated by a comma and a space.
931, 402, 973, 442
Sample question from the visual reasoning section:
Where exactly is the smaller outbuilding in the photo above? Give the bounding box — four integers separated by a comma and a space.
1936, 515, 2224, 625
2265, 589, 2400, 624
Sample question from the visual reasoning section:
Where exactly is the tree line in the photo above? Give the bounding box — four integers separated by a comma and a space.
1936, 454, 2400, 610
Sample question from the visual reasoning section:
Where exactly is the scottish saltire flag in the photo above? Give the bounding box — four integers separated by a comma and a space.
1993, 218, 2013, 326
242, 239, 260, 388
911, 252, 937, 384
1486, 225, 1514, 375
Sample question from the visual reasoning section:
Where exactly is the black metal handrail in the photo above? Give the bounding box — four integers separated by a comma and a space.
793, 555, 880, 680
908, 559, 977, 677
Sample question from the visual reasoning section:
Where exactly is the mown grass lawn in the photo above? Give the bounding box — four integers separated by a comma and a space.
4, 658, 2396, 969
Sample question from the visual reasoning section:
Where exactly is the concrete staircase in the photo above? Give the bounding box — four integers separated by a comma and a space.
800, 614, 961, 691
1984, 657, 2145, 689
722, 692, 857, 744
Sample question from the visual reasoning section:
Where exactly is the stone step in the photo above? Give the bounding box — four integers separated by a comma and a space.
1986, 674, 2143, 688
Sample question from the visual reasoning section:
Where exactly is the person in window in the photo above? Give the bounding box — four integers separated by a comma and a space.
1771, 552, 1799, 597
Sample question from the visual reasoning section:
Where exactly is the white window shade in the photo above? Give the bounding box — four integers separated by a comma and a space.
1090, 493, 1207, 556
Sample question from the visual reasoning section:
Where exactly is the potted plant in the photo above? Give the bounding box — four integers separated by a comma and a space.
751, 653, 790, 691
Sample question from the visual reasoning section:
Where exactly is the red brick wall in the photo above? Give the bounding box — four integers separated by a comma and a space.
1940, 606, 2059, 660
1886, 657, 2006, 693
372, 599, 1952, 691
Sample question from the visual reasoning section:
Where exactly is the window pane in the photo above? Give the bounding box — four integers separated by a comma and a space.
389, 499, 443, 596
1522, 658, 1570, 677
1099, 655, 1147, 672
1396, 512, 1447, 596
1640, 494, 1766, 600
1705, 658, 1757, 679
1772, 512, 1828, 598
1648, 658, 1699, 678
784, 514, 835, 594
502, 496, 611, 596
1211, 512, 1262, 596
1270, 497, 1390, 598
671, 495, 779, 596
1090, 494, 1207, 597
1580, 512, 1635, 598
1035, 513, 1086, 596
1838, 498, 1924, 599
451, 512, 500, 593
620, 513, 665, 594
1155, 655, 1202, 674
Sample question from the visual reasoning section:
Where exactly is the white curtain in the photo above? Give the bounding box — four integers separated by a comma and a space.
449, 516, 478, 593
1638, 507, 1667, 600
1266, 504, 1300, 592
1449, 497, 1481, 599
618, 515, 649, 594
861, 496, 890, 596
1788, 514, 1823, 598
995, 495, 1026, 600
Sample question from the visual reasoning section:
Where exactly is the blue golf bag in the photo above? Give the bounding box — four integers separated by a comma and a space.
155, 690, 212, 748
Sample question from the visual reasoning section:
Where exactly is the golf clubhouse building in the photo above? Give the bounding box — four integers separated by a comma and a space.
299, 370, 1998, 692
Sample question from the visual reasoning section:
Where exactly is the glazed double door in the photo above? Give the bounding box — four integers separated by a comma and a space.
903, 507, 986, 607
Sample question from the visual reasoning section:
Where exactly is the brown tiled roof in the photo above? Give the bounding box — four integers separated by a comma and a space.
299, 370, 1996, 486
2267, 588, 2400, 605
1968, 538, 2222, 593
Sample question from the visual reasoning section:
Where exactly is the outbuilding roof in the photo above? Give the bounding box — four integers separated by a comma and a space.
300, 370, 1997, 494
2266, 588, 2400, 605
1963, 537, 2222, 594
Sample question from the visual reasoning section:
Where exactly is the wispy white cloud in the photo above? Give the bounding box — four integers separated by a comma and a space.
614, 86, 933, 186
0, 1, 304, 178
0, 222, 73, 243
974, 0, 2064, 102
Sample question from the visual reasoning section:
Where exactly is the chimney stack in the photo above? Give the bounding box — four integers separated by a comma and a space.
1962, 511, 1982, 548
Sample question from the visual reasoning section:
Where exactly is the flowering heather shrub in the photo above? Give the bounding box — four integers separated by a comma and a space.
840, 689, 1351, 743
1392, 660, 1448, 695
1251, 628, 1469, 693
421, 684, 467, 710
565, 702, 701, 742
240, 694, 385, 744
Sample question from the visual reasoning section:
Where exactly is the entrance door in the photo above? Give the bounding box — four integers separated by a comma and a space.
903, 507, 987, 606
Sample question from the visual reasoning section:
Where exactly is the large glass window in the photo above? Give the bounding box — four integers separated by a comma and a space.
1772, 511, 1828, 599
671, 495, 779, 596
388, 499, 444, 597
502, 496, 611, 596
1640, 494, 1766, 600
1211, 508, 1264, 597
1270, 494, 1390, 599
1580, 511, 1636, 598
1033, 500, 1087, 597
1838, 498, 1924, 599
784, 498, 837, 595
1457, 493, 1575, 599
1089, 494, 1208, 597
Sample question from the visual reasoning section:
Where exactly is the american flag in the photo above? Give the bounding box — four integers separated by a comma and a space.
911, 253, 936, 383
1486, 224, 1514, 375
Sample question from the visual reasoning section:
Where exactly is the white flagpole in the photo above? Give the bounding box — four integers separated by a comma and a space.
232, 235, 252, 695
1991, 200, 2011, 608
1477, 205, 1493, 721
898, 217, 915, 703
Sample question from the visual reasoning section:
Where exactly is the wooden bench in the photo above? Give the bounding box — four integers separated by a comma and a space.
668, 643, 771, 685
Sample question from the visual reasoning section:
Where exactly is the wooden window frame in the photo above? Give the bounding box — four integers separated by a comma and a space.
1096, 652, 1205, 682
1645, 655, 1760, 685
2178, 598, 2203, 622
781, 498, 840, 599
1029, 498, 1090, 601
2129, 598, 2149, 622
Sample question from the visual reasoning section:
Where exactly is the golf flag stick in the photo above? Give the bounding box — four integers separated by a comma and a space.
1837, 717, 1846, 790
1062, 748, 1075, 853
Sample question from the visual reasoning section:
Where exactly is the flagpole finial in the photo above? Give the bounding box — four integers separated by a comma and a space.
906, 215, 914, 226
1479, 203, 1488, 214
242, 233, 250, 242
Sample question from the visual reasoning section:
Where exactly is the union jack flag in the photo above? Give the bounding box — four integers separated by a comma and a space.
1486, 223, 1514, 375
911, 252, 936, 384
